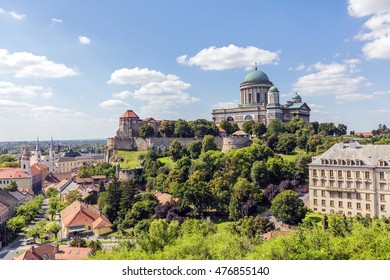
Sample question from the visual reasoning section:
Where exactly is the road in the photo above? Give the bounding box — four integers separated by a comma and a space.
0, 197, 49, 260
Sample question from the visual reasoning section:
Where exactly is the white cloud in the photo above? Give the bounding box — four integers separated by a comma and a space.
177, 44, 280, 70
0, 81, 51, 99
335, 93, 374, 101
0, 49, 78, 78
9, 11, 26, 20
99, 99, 129, 109
0, 99, 33, 111
51, 18, 62, 23
293, 60, 367, 99
108, 67, 199, 116
348, 0, 390, 59
113, 90, 132, 100
41, 91, 54, 98
368, 109, 390, 114
108, 67, 167, 85
213, 101, 238, 108
295, 63, 306, 71
0, 8, 4, 14
78, 36, 91, 45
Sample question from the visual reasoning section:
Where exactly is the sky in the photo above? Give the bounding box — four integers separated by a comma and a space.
1, 0, 390, 141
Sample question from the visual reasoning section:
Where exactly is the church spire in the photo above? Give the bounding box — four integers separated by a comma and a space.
36, 137, 39, 152
50, 137, 54, 151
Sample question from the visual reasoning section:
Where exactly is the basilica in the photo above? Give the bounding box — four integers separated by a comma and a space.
211, 67, 310, 128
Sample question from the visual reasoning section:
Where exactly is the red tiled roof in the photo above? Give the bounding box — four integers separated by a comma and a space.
120, 110, 139, 119
55, 246, 91, 260
15, 244, 59, 260
155, 191, 178, 204
91, 215, 112, 229
218, 127, 226, 133
355, 131, 372, 135
15, 250, 43, 260
30, 165, 41, 176
0, 168, 30, 179
91, 175, 106, 180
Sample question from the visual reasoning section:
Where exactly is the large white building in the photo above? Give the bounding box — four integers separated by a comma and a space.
30, 138, 58, 173
309, 142, 390, 217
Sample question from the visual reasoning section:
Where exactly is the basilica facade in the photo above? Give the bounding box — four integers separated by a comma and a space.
211, 67, 310, 128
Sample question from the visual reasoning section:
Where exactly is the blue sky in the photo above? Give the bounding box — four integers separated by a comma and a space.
1, 0, 390, 140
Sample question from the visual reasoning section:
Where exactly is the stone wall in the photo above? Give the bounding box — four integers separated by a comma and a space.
221, 136, 251, 152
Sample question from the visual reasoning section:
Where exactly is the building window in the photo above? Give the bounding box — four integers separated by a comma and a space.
347, 171, 351, 178
356, 171, 360, 179
244, 115, 253, 121
322, 200, 326, 206
357, 193, 361, 200
347, 193, 352, 199
366, 194, 370, 201
330, 181, 334, 187
347, 181, 352, 188
380, 171, 385, 180
330, 170, 334, 177
313, 170, 317, 176
330, 191, 335, 198
348, 211, 352, 215
365, 171, 370, 179
357, 203, 361, 209
338, 201, 343, 208
338, 170, 342, 178
313, 190, 318, 197
321, 180, 326, 187
356, 182, 361, 189
381, 205, 386, 212
330, 200, 334, 207
321, 170, 325, 177
338, 192, 343, 198
380, 194, 385, 201
313, 199, 318, 206
365, 183, 370, 190
366, 204, 371, 211
380, 183, 386, 191
313, 180, 317, 187
338, 181, 343, 188
321, 190, 326, 197
347, 202, 352, 209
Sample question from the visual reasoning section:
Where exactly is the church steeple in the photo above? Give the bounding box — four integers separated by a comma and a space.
34, 137, 41, 164
21, 144, 31, 175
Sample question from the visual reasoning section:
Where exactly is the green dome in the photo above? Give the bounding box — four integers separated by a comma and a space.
243, 69, 270, 83
292, 92, 301, 100
268, 85, 279, 93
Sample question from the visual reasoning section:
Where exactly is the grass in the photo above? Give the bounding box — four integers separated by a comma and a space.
304, 212, 324, 227
158, 156, 175, 169
116, 150, 147, 169
216, 221, 233, 234
279, 148, 306, 162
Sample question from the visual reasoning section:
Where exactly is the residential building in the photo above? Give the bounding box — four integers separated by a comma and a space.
14, 244, 91, 260
60, 201, 112, 238
309, 142, 390, 217
56, 154, 104, 173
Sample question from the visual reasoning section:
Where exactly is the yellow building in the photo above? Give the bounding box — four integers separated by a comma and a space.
309, 142, 390, 217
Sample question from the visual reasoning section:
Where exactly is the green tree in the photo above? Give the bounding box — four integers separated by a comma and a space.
250, 160, 268, 188
65, 190, 82, 205
190, 119, 218, 137
270, 190, 307, 225
139, 124, 155, 138
242, 120, 255, 134
201, 135, 217, 153
4, 180, 18, 191
160, 121, 175, 137
252, 122, 267, 137
118, 179, 136, 219
46, 187, 59, 198
88, 240, 103, 255
174, 119, 192, 138
70, 236, 88, 248
169, 140, 183, 162
6, 216, 26, 234
276, 133, 297, 155
318, 122, 336, 136
46, 222, 61, 239
267, 120, 284, 134
219, 120, 237, 134
104, 178, 122, 222
188, 140, 202, 159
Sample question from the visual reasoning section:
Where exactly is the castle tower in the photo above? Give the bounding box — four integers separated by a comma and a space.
21, 145, 31, 175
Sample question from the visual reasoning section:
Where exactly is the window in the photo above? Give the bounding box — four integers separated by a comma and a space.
313, 180, 317, 187
338, 192, 343, 198
330, 170, 334, 177
365, 171, 370, 179
321, 190, 326, 197
381, 205, 386, 212
380, 194, 385, 201
356, 171, 361, 179
313, 170, 317, 176
321, 170, 325, 177
357, 203, 361, 209
339, 201, 343, 208
313, 199, 318, 206
347, 171, 351, 178
321, 180, 326, 187
348, 211, 352, 215
380, 183, 386, 191
347, 193, 352, 199
380, 172, 385, 180
366, 194, 371, 201
227, 116, 234, 122
356, 182, 361, 189
347, 181, 352, 188
338, 170, 343, 178
244, 115, 253, 121
366, 204, 371, 210
347, 202, 352, 209
357, 193, 361, 200
313, 190, 318, 197
330, 191, 336, 198
330, 181, 334, 187
338, 181, 343, 188
322, 200, 326, 206
330, 200, 334, 207
365, 183, 370, 190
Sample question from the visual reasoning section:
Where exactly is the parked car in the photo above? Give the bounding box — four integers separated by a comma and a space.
26, 238, 34, 245
301, 187, 308, 193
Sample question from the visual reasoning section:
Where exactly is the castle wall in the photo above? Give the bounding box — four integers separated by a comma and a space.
221, 136, 251, 152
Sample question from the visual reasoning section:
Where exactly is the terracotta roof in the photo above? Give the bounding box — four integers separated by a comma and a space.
30, 165, 41, 176
355, 131, 373, 135
218, 127, 227, 133
155, 191, 178, 204
60, 201, 108, 228
15, 244, 59, 260
55, 245, 91, 260
33, 163, 48, 171
120, 110, 139, 119
75, 177, 93, 184
0, 168, 30, 179
91, 175, 106, 180
91, 214, 112, 229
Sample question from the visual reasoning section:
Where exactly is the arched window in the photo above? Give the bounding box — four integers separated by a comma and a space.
227, 116, 234, 122
244, 115, 253, 121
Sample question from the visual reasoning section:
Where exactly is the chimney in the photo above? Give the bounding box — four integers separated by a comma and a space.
30, 246, 35, 252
